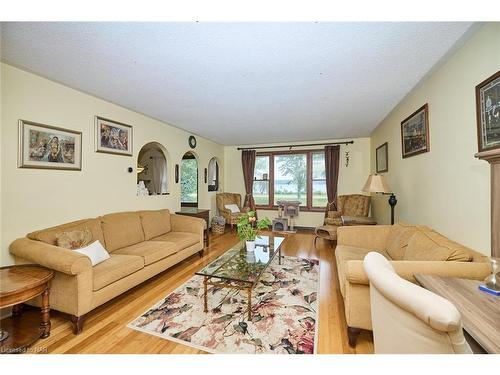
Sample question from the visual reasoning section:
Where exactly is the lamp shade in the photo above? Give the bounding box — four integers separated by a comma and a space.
362, 174, 392, 194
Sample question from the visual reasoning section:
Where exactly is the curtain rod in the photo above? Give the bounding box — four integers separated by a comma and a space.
237, 140, 354, 151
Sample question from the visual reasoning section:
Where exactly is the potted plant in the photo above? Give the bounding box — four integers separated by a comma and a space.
236, 211, 271, 252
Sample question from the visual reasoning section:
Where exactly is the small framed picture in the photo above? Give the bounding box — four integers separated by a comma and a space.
476, 70, 500, 153
376, 142, 388, 173
401, 104, 430, 158
95, 116, 133, 156
18, 119, 82, 170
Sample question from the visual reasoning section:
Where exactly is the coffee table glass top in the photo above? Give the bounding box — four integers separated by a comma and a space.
195, 235, 285, 284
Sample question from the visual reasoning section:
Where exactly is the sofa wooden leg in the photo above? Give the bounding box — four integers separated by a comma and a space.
347, 326, 361, 347
70, 314, 86, 335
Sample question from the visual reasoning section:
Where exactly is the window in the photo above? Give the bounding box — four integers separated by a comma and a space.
274, 154, 307, 206
253, 155, 270, 206
181, 152, 198, 206
254, 150, 327, 211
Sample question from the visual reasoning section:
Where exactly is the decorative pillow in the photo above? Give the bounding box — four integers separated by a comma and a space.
56, 228, 93, 250
73, 240, 110, 266
224, 204, 241, 213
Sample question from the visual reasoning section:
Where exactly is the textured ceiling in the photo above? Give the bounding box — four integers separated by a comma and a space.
1, 22, 474, 145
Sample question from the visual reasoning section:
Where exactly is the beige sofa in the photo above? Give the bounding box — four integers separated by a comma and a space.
335, 223, 491, 347
9, 209, 205, 334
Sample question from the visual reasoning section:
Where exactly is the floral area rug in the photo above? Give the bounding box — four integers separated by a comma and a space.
128, 256, 320, 354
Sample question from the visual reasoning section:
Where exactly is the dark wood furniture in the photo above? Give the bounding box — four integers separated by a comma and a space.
341, 215, 377, 226
0, 265, 54, 354
176, 207, 210, 247
415, 274, 500, 354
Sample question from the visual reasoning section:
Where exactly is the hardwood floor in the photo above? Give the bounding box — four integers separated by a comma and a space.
4, 230, 374, 354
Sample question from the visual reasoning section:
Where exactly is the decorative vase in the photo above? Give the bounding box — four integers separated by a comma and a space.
484, 258, 500, 291
245, 240, 255, 252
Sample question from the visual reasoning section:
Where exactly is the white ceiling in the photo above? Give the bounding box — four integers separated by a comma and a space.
1, 22, 475, 145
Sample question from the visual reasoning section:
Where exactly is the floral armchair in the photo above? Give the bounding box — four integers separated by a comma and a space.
325, 194, 371, 226
216, 193, 250, 229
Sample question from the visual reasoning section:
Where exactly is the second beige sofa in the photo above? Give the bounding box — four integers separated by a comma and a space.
335, 223, 491, 347
9, 209, 205, 334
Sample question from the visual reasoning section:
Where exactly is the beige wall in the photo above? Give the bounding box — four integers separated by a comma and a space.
370, 23, 500, 256
224, 138, 371, 227
0, 63, 225, 265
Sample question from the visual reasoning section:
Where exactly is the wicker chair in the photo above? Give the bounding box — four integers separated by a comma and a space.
216, 193, 249, 229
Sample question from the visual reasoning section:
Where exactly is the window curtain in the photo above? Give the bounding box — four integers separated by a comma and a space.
324, 145, 340, 216
241, 150, 256, 211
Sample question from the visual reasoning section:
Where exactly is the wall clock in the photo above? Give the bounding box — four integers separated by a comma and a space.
188, 135, 197, 149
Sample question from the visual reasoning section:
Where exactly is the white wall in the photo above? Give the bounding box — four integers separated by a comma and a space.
370, 23, 500, 255
224, 138, 371, 227
0, 63, 225, 265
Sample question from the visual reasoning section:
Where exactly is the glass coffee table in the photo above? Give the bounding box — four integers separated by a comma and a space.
195, 235, 285, 320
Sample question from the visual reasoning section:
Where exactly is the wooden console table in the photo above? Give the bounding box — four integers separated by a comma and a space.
415, 274, 500, 354
0, 265, 54, 354
175, 207, 210, 247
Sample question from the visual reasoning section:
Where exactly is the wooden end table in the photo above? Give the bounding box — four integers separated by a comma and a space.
415, 274, 500, 354
175, 207, 210, 247
0, 265, 54, 354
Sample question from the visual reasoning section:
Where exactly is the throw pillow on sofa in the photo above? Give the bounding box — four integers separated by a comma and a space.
56, 228, 93, 250
74, 240, 110, 266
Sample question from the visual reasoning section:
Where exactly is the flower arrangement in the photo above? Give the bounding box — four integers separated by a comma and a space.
236, 211, 271, 242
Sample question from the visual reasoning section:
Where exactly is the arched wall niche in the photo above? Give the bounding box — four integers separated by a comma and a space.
137, 142, 169, 196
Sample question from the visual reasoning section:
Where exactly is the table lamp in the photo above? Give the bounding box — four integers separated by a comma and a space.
362, 174, 397, 225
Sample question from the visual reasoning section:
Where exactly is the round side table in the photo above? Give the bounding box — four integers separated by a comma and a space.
0, 265, 54, 354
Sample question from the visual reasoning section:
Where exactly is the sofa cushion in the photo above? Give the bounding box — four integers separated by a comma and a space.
28, 218, 106, 249
385, 223, 430, 260
335, 245, 390, 296
92, 254, 144, 291
113, 241, 178, 265
152, 231, 200, 249
404, 230, 473, 262
139, 209, 172, 240
100, 212, 145, 252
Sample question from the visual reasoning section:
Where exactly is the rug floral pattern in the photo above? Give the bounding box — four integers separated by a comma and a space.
128, 256, 320, 354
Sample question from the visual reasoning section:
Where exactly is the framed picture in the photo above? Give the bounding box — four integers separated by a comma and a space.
376, 142, 388, 173
18, 119, 82, 170
476, 70, 500, 153
95, 116, 133, 156
400, 104, 430, 158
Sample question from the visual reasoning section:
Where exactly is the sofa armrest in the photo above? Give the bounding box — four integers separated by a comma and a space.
9, 238, 92, 275
170, 214, 205, 233
337, 225, 392, 250
346, 259, 492, 286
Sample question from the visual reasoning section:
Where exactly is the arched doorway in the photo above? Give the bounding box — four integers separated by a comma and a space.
180, 151, 198, 206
